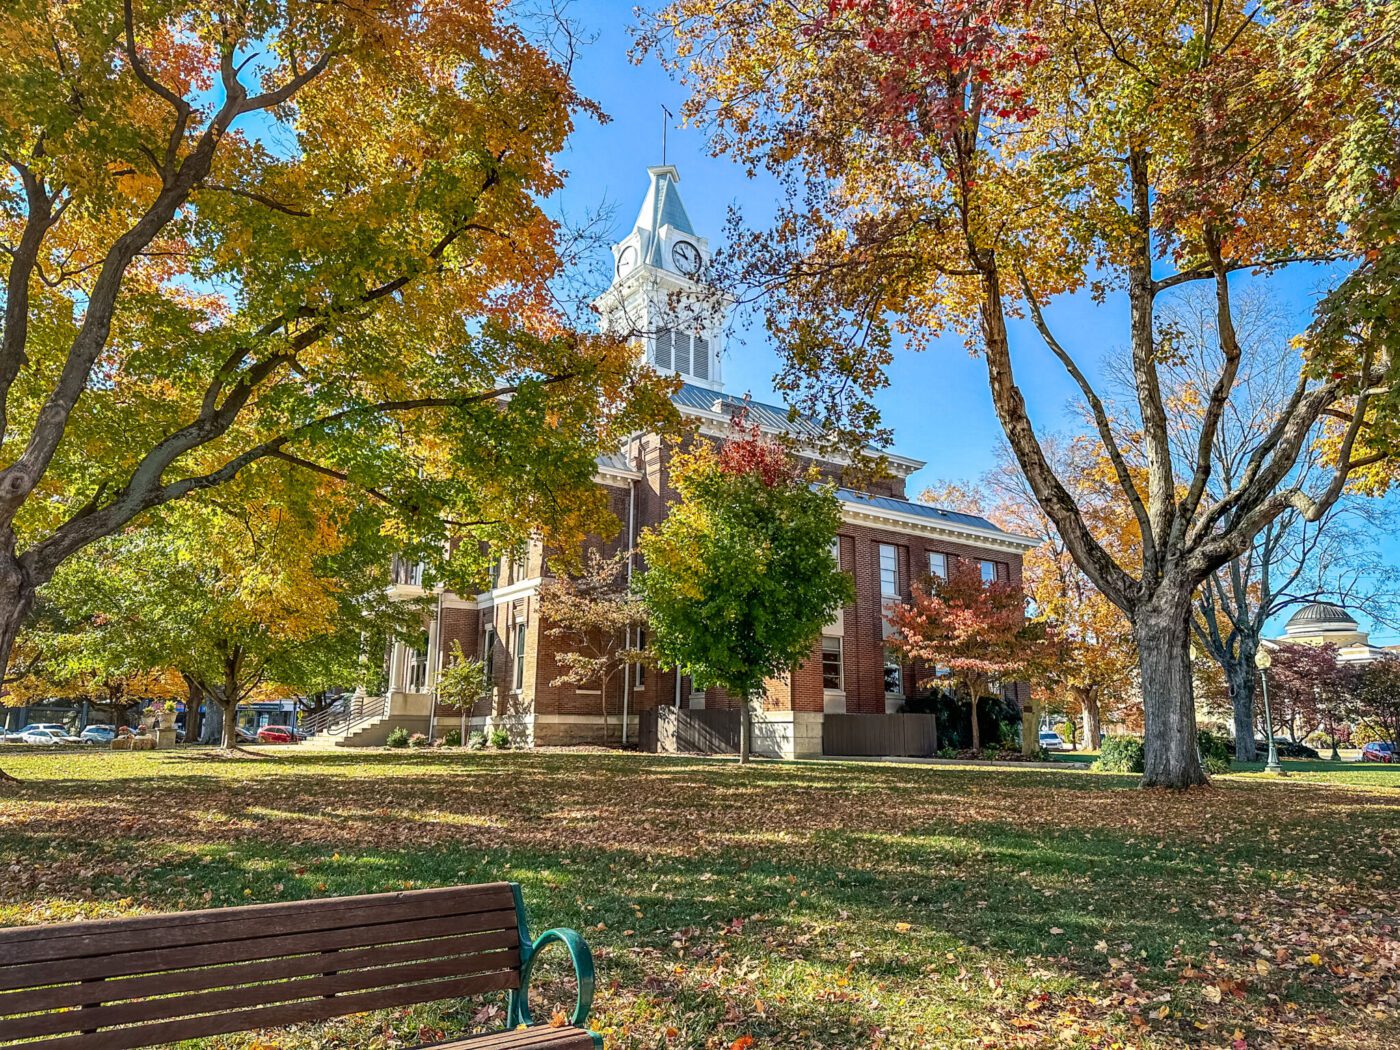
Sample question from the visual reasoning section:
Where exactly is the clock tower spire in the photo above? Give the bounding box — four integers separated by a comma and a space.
595, 165, 726, 391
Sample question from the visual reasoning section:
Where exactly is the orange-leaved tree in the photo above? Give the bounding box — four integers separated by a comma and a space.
644, 0, 1392, 785
887, 560, 1051, 752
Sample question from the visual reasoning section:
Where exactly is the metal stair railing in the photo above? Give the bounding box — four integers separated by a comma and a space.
300, 694, 388, 739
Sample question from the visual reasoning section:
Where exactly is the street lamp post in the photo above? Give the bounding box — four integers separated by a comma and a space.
1254, 647, 1282, 774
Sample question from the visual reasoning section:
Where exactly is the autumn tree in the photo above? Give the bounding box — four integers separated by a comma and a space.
538, 548, 650, 745
1110, 285, 1397, 763
887, 561, 1050, 752
39, 471, 422, 749
0, 0, 672, 708
1262, 643, 1354, 753
924, 437, 1139, 749
645, 0, 1393, 785
638, 427, 851, 762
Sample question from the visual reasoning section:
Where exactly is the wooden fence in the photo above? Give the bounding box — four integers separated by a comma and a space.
822, 713, 938, 757
639, 708, 741, 754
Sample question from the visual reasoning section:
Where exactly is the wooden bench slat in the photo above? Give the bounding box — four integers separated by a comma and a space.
0, 886, 512, 947
0, 928, 517, 1018
437, 1029, 596, 1049
9, 970, 519, 1050
0, 909, 520, 991
5, 948, 523, 1040
0, 886, 515, 965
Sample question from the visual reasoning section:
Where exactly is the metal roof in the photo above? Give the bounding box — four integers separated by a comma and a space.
671, 383, 824, 438
1285, 602, 1359, 629
836, 488, 1006, 535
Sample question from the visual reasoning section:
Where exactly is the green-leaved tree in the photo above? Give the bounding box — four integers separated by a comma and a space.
638, 428, 852, 762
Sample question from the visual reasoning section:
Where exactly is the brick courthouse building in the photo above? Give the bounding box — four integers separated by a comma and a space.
364, 166, 1037, 757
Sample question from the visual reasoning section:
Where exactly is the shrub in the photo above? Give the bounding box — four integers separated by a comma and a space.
385, 726, 410, 749
467, 731, 487, 750
1094, 734, 1145, 773
937, 746, 957, 759
442, 728, 463, 747
489, 728, 511, 750
408, 732, 429, 748
1197, 729, 1231, 774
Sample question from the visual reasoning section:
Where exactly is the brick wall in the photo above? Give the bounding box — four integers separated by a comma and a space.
429, 426, 1028, 732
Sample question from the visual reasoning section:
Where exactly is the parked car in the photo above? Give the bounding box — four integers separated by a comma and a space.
79, 725, 118, 745
256, 725, 303, 744
1266, 738, 1321, 760
1038, 730, 1067, 751
4, 722, 69, 744
1225, 737, 1322, 760
1360, 741, 1395, 763
21, 727, 84, 746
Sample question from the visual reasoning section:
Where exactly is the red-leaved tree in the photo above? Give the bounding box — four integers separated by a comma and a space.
1263, 643, 1354, 752
886, 561, 1050, 752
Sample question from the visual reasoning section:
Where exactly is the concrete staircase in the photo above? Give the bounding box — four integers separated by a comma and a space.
300, 692, 434, 747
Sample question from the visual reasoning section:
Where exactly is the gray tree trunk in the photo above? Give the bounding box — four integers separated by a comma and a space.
739, 692, 751, 764
1225, 641, 1259, 763
1136, 593, 1208, 788
0, 556, 34, 781
969, 693, 982, 752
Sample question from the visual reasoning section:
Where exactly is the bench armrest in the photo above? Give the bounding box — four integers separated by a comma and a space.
510, 927, 596, 1028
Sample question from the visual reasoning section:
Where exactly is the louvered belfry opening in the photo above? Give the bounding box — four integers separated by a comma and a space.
653, 328, 710, 382
0, 885, 525, 1050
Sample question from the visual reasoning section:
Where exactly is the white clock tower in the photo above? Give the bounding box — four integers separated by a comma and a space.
594, 165, 727, 392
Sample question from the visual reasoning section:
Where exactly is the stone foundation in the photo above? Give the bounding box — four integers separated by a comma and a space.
751, 710, 824, 759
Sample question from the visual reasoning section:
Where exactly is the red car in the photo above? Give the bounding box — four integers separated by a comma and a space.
255, 725, 303, 744
1360, 741, 1394, 763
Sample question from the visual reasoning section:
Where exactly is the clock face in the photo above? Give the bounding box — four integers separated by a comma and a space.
617, 244, 637, 276
671, 240, 702, 275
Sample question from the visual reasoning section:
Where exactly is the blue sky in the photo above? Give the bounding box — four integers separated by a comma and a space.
547, 3, 1399, 642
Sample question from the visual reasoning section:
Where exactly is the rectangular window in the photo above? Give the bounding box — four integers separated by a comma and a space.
482, 627, 496, 682
878, 544, 899, 597
883, 650, 902, 697
821, 637, 843, 691
514, 623, 527, 690
405, 646, 428, 692
674, 330, 692, 375
634, 629, 647, 687
654, 329, 673, 370
927, 551, 948, 581
979, 559, 998, 584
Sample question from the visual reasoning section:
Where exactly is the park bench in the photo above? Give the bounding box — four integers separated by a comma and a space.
0, 882, 601, 1050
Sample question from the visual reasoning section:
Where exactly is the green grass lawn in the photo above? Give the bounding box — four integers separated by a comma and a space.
1, 748, 1397, 1049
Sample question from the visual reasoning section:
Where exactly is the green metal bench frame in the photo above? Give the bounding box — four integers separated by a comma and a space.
507, 884, 601, 1046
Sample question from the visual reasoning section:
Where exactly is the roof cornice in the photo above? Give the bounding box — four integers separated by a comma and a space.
840, 501, 1040, 553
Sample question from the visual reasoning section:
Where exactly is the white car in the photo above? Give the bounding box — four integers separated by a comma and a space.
21, 728, 83, 746
1038, 730, 1067, 751
4, 722, 68, 744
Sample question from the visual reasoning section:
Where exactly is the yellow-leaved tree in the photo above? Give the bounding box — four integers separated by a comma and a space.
0, 0, 675, 721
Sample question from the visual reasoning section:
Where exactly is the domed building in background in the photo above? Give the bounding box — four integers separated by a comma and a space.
1275, 602, 1395, 664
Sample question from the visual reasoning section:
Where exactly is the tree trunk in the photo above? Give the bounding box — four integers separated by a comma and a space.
183, 677, 203, 744
1079, 685, 1102, 750
739, 692, 751, 764
969, 693, 982, 752
0, 561, 35, 782
1224, 646, 1258, 763
1020, 694, 1038, 756
220, 695, 239, 749
1135, 593, 1208, 788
